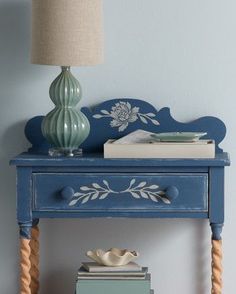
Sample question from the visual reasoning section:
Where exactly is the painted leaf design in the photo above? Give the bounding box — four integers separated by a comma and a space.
101, 110, 110, 114
119, 123, 128, 132
80, 186, 91, 191
73, 192, 83, 196
149, 195, 158, 202
92, 183, 101, 189
126, 102, 131, 109
136, 181, 147, 188
82, 196, 90, 204
140, 191, 149, 199
69, 179, 171, 206
148, 185, 159, 189
140, 116, 148, 124
93, 114, 103, 119
161, 197, 171, 204
151, 119, 159, 125
91, 192, 99, 200
99, 193, 109, 199
103, 180, 109, 187
69, 199, 78, 206
130, 179, 136, 186
146, 113, 156, 117
131, 192, 141, 199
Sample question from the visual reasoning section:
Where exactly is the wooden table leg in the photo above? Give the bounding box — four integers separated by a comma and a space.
211, 223, 223, 294
211, 239, 223, 294
19, 224, 32, 294
30, 221, 40, 294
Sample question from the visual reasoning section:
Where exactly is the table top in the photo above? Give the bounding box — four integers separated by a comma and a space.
10, 152, 230, 167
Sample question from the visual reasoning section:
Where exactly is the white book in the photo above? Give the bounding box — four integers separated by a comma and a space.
78, 266, 147, 276
78, 266, 147, 278
81, 262, 142, 273
104, 139, 215, 159
77, 275, 146, 280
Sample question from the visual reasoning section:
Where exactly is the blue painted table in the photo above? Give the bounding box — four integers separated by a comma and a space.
10, 99, 230, 294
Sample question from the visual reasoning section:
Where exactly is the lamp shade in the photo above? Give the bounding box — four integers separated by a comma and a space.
31, 0, 104, 66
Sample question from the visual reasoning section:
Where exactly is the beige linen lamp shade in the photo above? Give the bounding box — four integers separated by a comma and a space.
31, 0, 104, 66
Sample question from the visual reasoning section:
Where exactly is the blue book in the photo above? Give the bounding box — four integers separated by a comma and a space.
76, 273, 151, 294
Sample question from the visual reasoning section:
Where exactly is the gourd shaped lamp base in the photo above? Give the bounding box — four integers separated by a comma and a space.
42, 67, 90, 157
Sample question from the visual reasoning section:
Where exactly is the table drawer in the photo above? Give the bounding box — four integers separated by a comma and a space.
33, 173, 208, 212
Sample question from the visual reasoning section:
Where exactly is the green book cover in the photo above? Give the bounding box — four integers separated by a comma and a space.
76, 273, 151, 294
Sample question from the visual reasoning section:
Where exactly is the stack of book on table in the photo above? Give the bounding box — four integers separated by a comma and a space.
76, 262, 154, 294
104, 129, 215, 158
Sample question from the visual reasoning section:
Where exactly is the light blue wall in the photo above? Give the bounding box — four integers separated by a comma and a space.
0, 0, 235, 293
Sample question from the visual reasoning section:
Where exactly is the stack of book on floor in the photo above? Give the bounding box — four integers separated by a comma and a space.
76, 262, 154, 294
104, 130, 215, 158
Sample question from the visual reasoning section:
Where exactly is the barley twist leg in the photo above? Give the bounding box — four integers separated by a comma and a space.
19, 224, 32, 294
211, 223, 223, 294
20, 233, 31, 294
211, 240, 223, 294
20, 239, 31, 294
30, 222, 39, 294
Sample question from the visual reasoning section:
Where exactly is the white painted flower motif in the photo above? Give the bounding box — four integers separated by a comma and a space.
110, 102, 139, 132
93, 101, 159, 132
69, 179, 171, 206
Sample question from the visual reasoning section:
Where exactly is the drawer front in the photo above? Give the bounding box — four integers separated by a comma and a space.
33, 173, 208, 212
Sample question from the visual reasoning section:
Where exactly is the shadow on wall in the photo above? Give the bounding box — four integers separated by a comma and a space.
0, 1, 33, 153
0, 2, 32, 293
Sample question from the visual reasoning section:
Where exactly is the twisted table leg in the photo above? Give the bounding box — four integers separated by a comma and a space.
20, 238, 31, 294
30, 225, 40, 294
211, 239, 223, 294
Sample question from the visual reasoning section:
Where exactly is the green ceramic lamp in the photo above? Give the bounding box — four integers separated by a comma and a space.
31, 0, 104, 156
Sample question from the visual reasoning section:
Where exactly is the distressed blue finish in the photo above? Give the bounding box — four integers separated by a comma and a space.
82, 99, 226, 153
10, 98, 230, 241
11, 152, 230, 167
209, 167, 225, 224
32, 210, 208, 219
16, 167, 32, 224
60, 186, 75, 201
211, 223, 223, 240
19, 222, 32, 239
33, 173, 208, 213
24, 98, 226, 154
208, 167, 225, 240
25, 116, 51, 154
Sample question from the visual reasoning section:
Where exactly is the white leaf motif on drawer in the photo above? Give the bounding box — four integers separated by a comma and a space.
68, 179, 171, 206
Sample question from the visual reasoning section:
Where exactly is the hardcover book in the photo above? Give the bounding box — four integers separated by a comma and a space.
76, 274, 151, 294
77, 266, 147, 279
81, 262, 142, 273
104, 139, 215, 158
